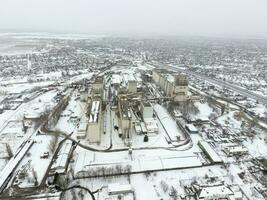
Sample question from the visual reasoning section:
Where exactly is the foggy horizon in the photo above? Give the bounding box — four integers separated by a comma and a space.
1, 0, 267, 39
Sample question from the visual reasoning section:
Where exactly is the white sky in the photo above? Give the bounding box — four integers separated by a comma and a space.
0, 0, 267, 38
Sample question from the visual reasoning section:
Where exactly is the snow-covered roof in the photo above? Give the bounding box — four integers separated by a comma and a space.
199, 185, 233, 199
198, 141, 223, 163
224, 146, 248, 154
74, 151, 94, 173
123, 73, 136, 82
89, 100, 100, 123
108, 183, 133, 194
186, 124, 198, 132
153, 104, 183, 141
111, 74, 122, 84
166, 74, 175, 83
145, 119, 158, 133
51, 141, 73, 173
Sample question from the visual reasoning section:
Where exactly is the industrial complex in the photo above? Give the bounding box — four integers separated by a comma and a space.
0, 34, 266, 200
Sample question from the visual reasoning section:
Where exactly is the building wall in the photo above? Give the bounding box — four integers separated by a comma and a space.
152, 70, 160, 83
128, 81, 137, 93
152, 70, 189, 102
92, 80, 103, 98
174, 85, 188, 102
141, 103, 153, 120
163, 78, 169, 94
159, 75, 166, 89
80, 91, 88, 102
166, 81, 174, 97
121, 118, 130, 131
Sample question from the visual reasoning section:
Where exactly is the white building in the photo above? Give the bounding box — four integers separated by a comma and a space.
140, 102, 158, 134
198, 185, 234, 200
123, 74, 137, 93
141, 102, 153, 120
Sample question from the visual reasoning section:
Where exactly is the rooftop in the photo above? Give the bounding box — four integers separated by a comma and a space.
89, 100, 100, 123
199, 185, 233, 199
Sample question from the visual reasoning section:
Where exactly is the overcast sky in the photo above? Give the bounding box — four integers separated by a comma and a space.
0, 0, 267, 38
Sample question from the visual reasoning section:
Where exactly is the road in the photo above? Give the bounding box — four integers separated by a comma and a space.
160, 64, 267, 105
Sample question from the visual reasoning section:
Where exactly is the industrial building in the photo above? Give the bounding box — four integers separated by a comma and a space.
111, 74, 122, 89
77, 121, 87, 139
111, 73, 137, 94
154, 104, 183, 141
198, 141, 223, 164
197, 185, 238, 200
185, 124, 198, 134
152, 69, 189, 102
50, 141, 73, 175
173, 73, 188, 102
118, 96, 132, 140
92, 77, 104, 97
140, 102, 158, 134
141, 102, 153, 120
123, 74, 137, 93
144, 120, 158, 134
87, 99, 102, 143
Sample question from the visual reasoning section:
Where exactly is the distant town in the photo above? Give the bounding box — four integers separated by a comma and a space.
0, 33, 266, 200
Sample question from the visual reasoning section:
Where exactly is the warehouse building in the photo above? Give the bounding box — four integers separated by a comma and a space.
50, 141, 73, 175
198, 141, 223, 164
87, 99, 102, 143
